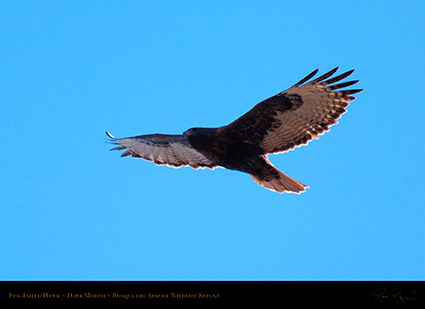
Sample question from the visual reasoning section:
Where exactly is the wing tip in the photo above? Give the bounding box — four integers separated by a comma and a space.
291, 68, 319, 88
105, 131, 116, 139
329, 66, 340, 74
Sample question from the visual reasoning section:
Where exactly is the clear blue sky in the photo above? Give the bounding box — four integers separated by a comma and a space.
1, 1, 424, 280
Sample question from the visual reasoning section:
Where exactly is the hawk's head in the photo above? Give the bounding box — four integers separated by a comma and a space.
183, 127, 214, 137
183, 127, 218, 149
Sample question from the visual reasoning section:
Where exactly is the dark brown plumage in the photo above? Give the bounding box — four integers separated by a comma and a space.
107, 67, 362, 193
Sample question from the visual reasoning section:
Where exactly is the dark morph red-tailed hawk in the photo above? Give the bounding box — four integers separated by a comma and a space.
107, 67, 362, 193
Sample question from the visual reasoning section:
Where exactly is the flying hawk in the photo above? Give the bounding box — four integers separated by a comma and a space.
106, 67, 362, 193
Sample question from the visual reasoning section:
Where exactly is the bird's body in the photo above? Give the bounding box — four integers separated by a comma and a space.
185, 127, 261, 173
107, 67, 362, 193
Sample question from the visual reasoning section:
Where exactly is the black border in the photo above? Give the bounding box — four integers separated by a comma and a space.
3, 281, 424, 305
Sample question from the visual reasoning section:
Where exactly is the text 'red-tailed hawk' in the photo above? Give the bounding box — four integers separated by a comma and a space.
107, 67, 362, 193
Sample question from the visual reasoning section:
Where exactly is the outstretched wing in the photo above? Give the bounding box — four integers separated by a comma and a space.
106, 132, 217, 169
220, 67, 362, 154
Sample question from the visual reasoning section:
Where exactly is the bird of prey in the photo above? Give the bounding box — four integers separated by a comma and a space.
106, 67, 362, 193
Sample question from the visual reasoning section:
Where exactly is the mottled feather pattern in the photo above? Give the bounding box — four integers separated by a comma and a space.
259, 67, 362, 154
106, 132, 217, 169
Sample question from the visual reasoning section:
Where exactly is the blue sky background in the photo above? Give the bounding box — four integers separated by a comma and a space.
1, 1, 424, 280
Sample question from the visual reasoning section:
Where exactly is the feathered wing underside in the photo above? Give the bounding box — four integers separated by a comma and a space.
106, 132, 217, 169
261, 67, 362, 154
259, 68, 361, 153
221, 67, 362, 155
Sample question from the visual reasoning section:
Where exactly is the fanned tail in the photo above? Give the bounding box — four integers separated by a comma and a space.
250, 169, 308, 194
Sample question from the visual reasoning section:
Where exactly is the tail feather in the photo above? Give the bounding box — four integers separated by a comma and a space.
250, 169, 308, 194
